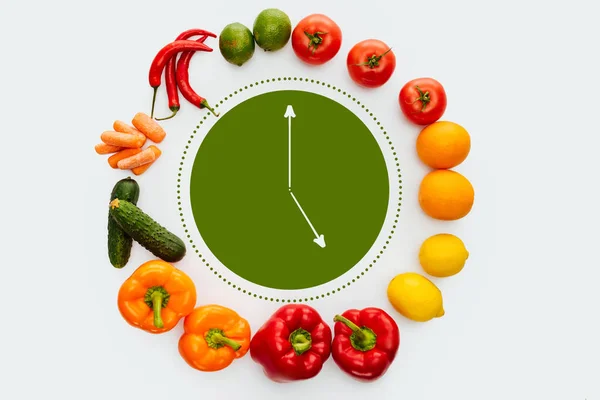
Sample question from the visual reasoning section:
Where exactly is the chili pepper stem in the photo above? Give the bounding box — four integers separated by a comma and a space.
204, 328, 242, 351
289, 328, 312, 355
201, 99, 219, 117
150, 87, 158, 119
155, 107, 179, 121
144, 286, 170, 329
334, 315, 377, 352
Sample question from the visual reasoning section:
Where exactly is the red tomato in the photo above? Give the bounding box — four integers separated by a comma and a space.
399, 78, 447, 125
291, 14, 342, 65
346, 39, 396, 88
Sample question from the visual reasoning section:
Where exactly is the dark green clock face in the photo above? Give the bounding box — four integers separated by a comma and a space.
189, 90, 389, 290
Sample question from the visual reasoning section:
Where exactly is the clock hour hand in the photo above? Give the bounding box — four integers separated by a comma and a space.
290, 191, 326, 248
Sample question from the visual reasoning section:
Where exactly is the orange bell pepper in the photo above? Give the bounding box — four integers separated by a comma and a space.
178, 304, 251, 372
117, 259, 196, 334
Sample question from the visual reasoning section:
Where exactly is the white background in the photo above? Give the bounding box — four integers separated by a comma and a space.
1, 0, 599, 399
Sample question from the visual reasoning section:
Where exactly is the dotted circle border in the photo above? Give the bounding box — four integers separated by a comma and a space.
177, 77, 403, 303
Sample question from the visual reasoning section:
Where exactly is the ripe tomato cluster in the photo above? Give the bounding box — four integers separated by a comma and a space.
290, 14, 447, 125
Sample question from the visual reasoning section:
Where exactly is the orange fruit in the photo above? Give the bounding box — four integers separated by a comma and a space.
416, 121, 471, 169
419, 170, 474, 220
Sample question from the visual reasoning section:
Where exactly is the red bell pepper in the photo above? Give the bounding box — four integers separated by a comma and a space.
332, 307, 400, 381
250, 304, 332, 382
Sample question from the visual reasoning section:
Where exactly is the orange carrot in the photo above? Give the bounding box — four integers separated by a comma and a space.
95, 143, 123, 155
132, 112, 166, 143
117, 147, 156, 170
132, 146, 162, 176
101, 130, 145, 149
108, 148, 142, 169
113, 120, 145, 136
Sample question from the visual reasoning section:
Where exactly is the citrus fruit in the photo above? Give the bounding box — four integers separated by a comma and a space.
219, 23, 255, 66
416, 121, 471, 169
387, 272, 445, 322
253, 8, 292, 51
419, 234, 469, 277
419, 170, 474, 220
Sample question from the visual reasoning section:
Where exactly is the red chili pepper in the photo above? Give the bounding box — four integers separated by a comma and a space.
156, 29, 216, 121
148, 39, 213, 118
175, 47, 219, 117
332, 307, 400, 381
249, 304, 332, 382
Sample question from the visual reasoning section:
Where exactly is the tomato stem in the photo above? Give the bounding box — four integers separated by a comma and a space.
412, 85, 431, 111
304, 31, 328, 55
351, 47, 393, 69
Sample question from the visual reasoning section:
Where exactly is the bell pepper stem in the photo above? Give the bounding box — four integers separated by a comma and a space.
211, 332, 242, 351
151, 291, 164, 329
204, 328, 242, 351
334, 315, 365, 340
334, 315, 377, 352
292, 334, 311, 353
144, 286, 170, 329
289, 328, 313, 355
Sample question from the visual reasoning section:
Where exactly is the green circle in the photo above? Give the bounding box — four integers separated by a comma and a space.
189, 90, 389, 290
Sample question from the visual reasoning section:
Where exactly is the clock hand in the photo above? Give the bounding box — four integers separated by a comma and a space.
285, 105, 325, 248
284, 105, 295, 189
290, 191, 326, 248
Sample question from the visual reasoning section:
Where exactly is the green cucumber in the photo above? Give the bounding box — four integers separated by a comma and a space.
109, 198, 186, 262
108, 177, 140, 268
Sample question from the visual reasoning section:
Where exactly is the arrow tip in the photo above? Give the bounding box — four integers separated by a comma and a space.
284, 105, 296, 118
314, 234, 326, 248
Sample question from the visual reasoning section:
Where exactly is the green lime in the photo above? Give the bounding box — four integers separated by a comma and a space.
252, 8, 291, 51
219, 22, 255, 66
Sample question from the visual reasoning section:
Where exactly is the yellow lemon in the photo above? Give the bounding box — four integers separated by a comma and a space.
387, 272, 445, 322
419, 234, 469, 277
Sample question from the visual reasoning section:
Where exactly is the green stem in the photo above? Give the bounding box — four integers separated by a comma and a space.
155, 107, 179, 121
304, 31, 328, 55
333, 315, 377, 352
144, 286, 170, 329
289, 328, 312, 355
351, 47, 393, 69
413, 85, 431, 111
151, 291, 164, 329
204, 328, 241, 351
200, 99, 220, 117
213, 333, 241, 351
333, 315, 364, 339
150, 87, 158, 119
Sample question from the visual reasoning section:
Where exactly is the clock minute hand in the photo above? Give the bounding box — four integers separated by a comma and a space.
284, 105, 295, 189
